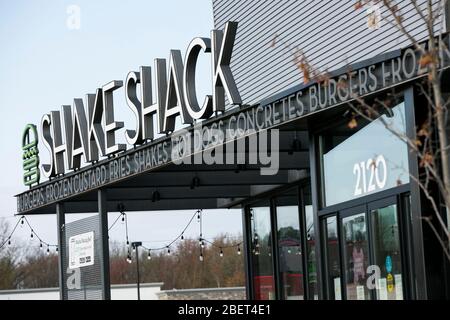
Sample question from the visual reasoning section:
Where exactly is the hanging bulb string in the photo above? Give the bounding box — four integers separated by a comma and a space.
124, 212, 130, 246
138, 209, 201, 252
108, 211, 125, 231
201, 238, 243, 249
0, 216, 22, 250
22, 216, 57, 248
0, 216, 57, 250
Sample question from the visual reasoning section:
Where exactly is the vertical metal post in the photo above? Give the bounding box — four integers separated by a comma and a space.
98, 189, 111, 300
308, 132, 324, 299
242, 206, 253, 300
404, 86, 427, 299
298, 186, 310, 300
136, 248, 140, 300
56, 203, 65, 300
270, 198, 282, 300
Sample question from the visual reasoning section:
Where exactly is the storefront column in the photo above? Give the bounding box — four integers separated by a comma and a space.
308, 133, 324, 299
98, 189, 111, 300
405, 86, 427, 299
242, 206, 253, 300
56, 202, 65, 300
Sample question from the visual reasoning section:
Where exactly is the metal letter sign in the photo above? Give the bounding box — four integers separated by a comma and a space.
22, 124, 40, 187
22, 21, 242, 182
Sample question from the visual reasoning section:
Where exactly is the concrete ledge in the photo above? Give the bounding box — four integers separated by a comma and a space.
157, 287, 246, 300
0, 282, 164, 295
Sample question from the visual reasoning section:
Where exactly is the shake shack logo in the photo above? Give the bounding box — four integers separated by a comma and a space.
22, 124, 40, 187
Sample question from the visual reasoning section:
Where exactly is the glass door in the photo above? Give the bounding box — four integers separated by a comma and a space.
368, 197, 404, 300
321, 196, 407, 300
340, 205, 371, 300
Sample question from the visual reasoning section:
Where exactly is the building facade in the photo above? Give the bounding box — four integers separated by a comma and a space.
212, 0, 450, 300
15, 0, 450, 300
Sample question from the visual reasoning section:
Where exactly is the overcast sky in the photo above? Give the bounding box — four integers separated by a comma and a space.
0, 0, 242, 250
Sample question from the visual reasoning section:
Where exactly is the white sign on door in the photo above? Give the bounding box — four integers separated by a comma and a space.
69, 231, 95, 269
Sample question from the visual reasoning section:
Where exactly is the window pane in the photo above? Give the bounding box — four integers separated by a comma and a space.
371, 204, 404, 300
321, 101, 409, 206
342, 213, 370, 300
276, 191, 304, 300
324, 216, 341, 300
250, 204, 275, 300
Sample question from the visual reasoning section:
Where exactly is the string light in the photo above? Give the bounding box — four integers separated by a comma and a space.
106, 208, 243, 263
0, 215, 57, 253
46, 246, 50, 255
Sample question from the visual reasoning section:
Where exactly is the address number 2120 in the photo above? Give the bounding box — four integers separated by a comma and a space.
353, 155, 387, 196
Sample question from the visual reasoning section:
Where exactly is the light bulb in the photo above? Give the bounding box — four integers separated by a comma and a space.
127, 256, 132, 263
39, 242, 43, 249
56, 247, 59, 253
147, 251, 151, 260
126, 240, 129, 246
132, 246, 136, 253
167, 248, 171, 255
46, 247, 50, 255
201, 241, 205, 249
181, 234, 184, 241
219, 249, 224, 257
121, 214, 125, 222
199, 253, 204, 262
237, 247, 241, 255
7, 238, 11, 246
30, 231, 34, 239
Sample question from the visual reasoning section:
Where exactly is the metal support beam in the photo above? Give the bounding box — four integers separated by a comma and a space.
56, 202, 65, 300
242, 206, 252, 300
98, 189, 111, 300
405, 86, 427, 299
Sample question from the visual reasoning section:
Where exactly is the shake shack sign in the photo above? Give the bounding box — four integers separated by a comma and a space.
28, 21, 242, 185
16, 27, 450, 213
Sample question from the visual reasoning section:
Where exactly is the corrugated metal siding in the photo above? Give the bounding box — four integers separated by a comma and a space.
212, 0, 445, 107
63, 215, 104, 300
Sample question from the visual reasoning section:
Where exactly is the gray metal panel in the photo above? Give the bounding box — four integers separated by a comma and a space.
213, 0, 444, 106
63, 215, 105, 300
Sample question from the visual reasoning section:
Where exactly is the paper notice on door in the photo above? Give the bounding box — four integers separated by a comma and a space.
356, 285, 365, 300
378, 278, 388, 300
333, 277, 342, 300
394, 274, 403, 300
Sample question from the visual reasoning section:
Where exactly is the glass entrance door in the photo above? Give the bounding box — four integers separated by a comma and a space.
369, 197, 404, 300
322, 196, 407, 300
341, 206, 371, 300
